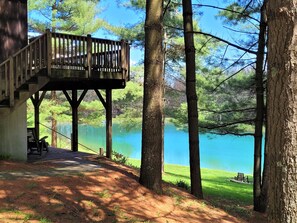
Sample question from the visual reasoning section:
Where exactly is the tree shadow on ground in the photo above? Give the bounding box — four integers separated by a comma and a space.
0, 157, 262, 223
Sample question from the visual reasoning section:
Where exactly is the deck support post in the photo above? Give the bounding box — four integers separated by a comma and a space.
72, 90, 78, 152
63, 89, 87, 152
106, 88, 112, 159
30, 91, 46, 139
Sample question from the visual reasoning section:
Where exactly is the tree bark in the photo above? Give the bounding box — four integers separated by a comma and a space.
0, 0, 27, 63
266, 1, 297, 222
182, 0, 203, 199
139, 0, 164, 193
253, 0, 267, 213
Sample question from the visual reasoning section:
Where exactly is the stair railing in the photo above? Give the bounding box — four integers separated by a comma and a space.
0, 33, 48, 106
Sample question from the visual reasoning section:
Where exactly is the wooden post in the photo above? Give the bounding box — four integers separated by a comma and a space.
99, 147, 104, 156
30, 91, 46, 139
106, 88, 112, 158
63, 89, 87, 152
9, 57, 14, 107
46, 29, 52, 76
34, 91, 40, 139
87, 34, 92, 78
72, 89, 78, 152
121, 40, 130, 81
121, 40, 127, 80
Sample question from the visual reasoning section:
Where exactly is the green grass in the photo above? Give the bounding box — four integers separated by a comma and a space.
127, 158, 253, 207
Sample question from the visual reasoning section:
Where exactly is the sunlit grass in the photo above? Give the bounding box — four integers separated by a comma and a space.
127, 158, 253, 206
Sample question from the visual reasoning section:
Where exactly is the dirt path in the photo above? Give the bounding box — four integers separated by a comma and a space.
0, 149, 266, 223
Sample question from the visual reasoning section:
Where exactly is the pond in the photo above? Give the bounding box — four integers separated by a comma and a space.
58, 123, 255, 174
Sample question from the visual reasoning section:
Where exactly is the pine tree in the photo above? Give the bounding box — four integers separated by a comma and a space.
139, 0, 164, 193
266, 0, 297, 221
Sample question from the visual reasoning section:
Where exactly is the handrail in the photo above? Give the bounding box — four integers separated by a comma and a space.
0, 30, 130, 105
0, 33, 46, 67
0, 34, 48, 105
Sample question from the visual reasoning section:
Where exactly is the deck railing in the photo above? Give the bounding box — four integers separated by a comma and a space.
0, 30, 130, 105
51, 32, 130, 75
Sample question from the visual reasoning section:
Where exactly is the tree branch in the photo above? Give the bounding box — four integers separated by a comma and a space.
192, 30, 258, 54
163, 0, 172, 17
213, 62, 254, 91
223, 26, 258, 35
206, 130, 254, 136
165, 25, 258, 54
200, 119, 255, 129
192, 3, 260, 23
200, 107, 255, 114
221, 45, 229, 65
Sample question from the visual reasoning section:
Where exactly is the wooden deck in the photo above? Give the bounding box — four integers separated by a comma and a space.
0, 30, 130, 106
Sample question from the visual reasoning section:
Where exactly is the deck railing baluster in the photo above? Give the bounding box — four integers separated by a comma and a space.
58, 34, 61, 65
9, 57, 14, 106
39, 38, 42, 69
82, 37, 85, 69
46, 29, 52, 75
20, 52, 23, 84
4, 63, 8, 97
87, 34, 92, 78
96, 40, 99, 69
67, 35, 70, 65
25, 48, 28, 80
15, 55, 19, 88
70, 36, 73, 66
53, 33, 56, 65
79, 37, 82, 68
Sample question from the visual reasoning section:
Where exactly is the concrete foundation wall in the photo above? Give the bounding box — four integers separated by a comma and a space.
0, 103, 27, 160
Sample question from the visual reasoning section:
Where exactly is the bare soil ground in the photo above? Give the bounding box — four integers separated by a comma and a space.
0, 156, 267, 223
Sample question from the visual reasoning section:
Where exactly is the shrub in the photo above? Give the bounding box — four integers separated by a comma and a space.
0, 154, 11, 160
175, 180, 190, 191
112, 151, 128, 164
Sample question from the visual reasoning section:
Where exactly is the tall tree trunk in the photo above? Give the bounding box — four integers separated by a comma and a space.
139, 0, 164, 193
266, 1, 297, 222
253, 0, 267, 213
51, 90, 57, 147
182, 0, 203, 199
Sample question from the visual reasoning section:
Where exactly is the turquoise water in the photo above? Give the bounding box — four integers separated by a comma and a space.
58, 124, 255, 174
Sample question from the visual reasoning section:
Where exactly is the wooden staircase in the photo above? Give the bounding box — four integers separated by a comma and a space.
0, 30, 130, 115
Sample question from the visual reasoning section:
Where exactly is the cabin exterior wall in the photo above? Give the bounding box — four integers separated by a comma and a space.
0, 0, 28, 63
0, 0, 28, 160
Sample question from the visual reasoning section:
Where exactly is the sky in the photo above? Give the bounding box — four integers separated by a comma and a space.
93, 0, 144, 64
28, 0, 256, 64
94, 0, 255, 64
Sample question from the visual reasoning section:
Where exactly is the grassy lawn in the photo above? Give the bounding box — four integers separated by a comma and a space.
127, 158, 253, 217
74, 151, 253, 208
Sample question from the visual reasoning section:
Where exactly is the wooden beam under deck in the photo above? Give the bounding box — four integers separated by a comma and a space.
36, 68, 127, 91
